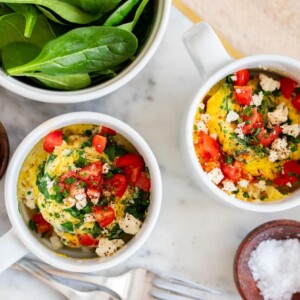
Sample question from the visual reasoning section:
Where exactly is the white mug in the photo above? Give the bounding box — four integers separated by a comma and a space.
182, 22, 300, 213
1, 112, 162, 273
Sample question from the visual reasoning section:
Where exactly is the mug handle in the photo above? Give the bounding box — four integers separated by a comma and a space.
0, 228, 29, 272
183, 22, 234, 83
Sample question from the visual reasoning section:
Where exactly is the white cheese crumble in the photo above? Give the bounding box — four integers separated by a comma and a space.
75, 194, 87, 210
102, 163, 110, 174
235, 123, 245, 139
201, 114, 211, 123
96, 238, 124, 257
231, 75, 237, 81
118, 213, 142, 235
61, 148, 72, 156
238, 179, 249, 188
269, 138, 291, 162
63, 197, 76, 209
251, 91, 264, 107
226, 111, 239, 123
25, 188, 36, 209
50, 235, 63, 250
84, 213, 96, 223
287, 182, 292, 188
222, 180, 238, 192
255, 180, 266, 191
268, 104, 289, 126
282, 124, 300, 138
46, 177, 54, 190
207, 168, 224, 185
259, 73, 280, 92
196, 121, 208, 133
248, 239, 300, 300
199, 103, 205, 111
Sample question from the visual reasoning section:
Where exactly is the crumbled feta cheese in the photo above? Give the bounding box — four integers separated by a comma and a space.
238, 179, 249, 188
251, 91, 264, 106
235, 88, 242, 94
61, 148, 72, 156
196, 121, 208, 133
96, 238, 124, 257
210, 133, 218, 140
199, 103, 205, 111
282, 124, 300, 138
76, 194, 87, 210
25, 189, 36, 209
231, 75, 237, 81
269, 138, 291, 162
235, 123, 245, 139
63, 197, 76, 209
119, 213, 142, 235
102, 163, 110, 174
201, 114, 211, 123
84, 213, 96, 223
259, 73, 280, 92
286, 182, 292, 188
207, 168, 224, 185
46, 177, 54, 189
222, 180, 238, 192
255, 180, 266, 191
226, 111, 240, 123
50, 235, 63, 250
268, 104, 288, 126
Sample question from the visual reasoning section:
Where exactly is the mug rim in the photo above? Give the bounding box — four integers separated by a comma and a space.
0, 0, 171, 103
184, 54, 300, 212
4, 112, 162, 272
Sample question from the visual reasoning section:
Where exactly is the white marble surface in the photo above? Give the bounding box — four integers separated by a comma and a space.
1, 6, 300, 300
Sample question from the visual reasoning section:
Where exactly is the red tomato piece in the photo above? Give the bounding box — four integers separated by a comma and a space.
43, 130, 63, 153
124, 166, 142, 185
78, 162, 102, 187
70, 181, 86, 198
292, 94, 300, 111
197, 131, 220, 160
280, 77, 297, 99
78, 234, 98, 247
60, 170, 78, 190
273, 174, 298, 186
283, 160, 300, 175
234, 86, 253, 106
135, 172, 151, 192
233, 69, 250, 86
92, 206, 115, 228
100, 126, 116, 136
87, 188, 100, 202
257, 126, 282, 147
221, 161, 244, 182
92, 135, 107, 154
32, 213, 52, 234
116, 153, 144, 168
241, 107, 263, 134
107, 174, 128, 198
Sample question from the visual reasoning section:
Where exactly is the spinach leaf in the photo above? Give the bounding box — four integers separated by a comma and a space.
0, 3, 12, 15
7, 26, 138, 75
60, 221, 74, 232
125, 190, 150, 221
6, 3, 38, 37
0, 0, 98, 24
92, 222, 102, 238
19, 72, 91, 90
118, 0, 149, 32
104, 143, 127, 161
2, 42, 40, 69
104, 0, 140, 27
36, 5, 66, 25
107, 223, 124, 240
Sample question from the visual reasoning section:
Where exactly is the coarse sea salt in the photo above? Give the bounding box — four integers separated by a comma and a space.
248, 239, 300, 300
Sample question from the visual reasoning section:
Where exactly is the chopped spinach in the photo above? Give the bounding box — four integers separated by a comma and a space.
61, 221, 74, 232
107, 223, 124, 240
104, 143, 127, 161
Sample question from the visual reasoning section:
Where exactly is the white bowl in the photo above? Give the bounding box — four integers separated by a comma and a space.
2, 112, 162, 272
0, 0, 171, 103
182, 22, 300, 213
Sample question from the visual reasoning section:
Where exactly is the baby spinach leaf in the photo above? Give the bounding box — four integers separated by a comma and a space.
19, 72, 91, 90
2, 42, 40, 69
118, 0, 149, 32
8, 26, 138, 75
6, 3, 38, 37
0, 3, 12, 15
0, 0, 98, 24
37, 5, 66, 25
60, 221, 74, 232
104, 0, 140, 27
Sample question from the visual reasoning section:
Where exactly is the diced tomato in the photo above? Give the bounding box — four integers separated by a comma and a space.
257, 126, 282, 147
78, 234, 98, 247
106, 174, 128, 198
92, 135, 107, 154
241, 107, 263, 134
135, 172, 151, 192
92, 206, 115, 228
292, 94, 300, 111
32, 213, 52, 234
87, 188, 100, 202
60, 170, 78, 190
43, 130, 63, 153
197, 131, 220, 160
78, 162, 102, 187
283, 160, 300, 175
100, 126, 116, 136
70, 181, 86, 198
280, 77, 297, 99
273, 174, 298, 186
221, 161, 244, 182
234, 86, 253, 106
233, 69, 250, 86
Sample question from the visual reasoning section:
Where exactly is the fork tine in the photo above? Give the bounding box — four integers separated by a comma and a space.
151, 288, 202, 300
155, 272, 222, 295
153, 279, 205, 300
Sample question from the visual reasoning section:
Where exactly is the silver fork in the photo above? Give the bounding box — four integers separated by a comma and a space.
24, 258, 222, 300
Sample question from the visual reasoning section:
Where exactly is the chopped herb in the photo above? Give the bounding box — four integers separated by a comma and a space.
64, 207, 81, 219
260, 196, 265, 201
64, 177, 77, 185
27, 191, 32, 195
54, 213, 60, 218
85, 130, 92, 136
245, 120, 251, 125
28, 219, 37, 232
81, 137, 92, 148
107, 224, 124, 240
104, 144, 127, 161
61, 222, 74, 232
63, 134, 69, 143
243, 192, 250, 199
92, 222, 102, 238
225, 156, 233, 165
193, 124, 197, 131
199, 107, 205, 113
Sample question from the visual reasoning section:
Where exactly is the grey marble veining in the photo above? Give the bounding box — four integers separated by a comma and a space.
1, 6, 300, 300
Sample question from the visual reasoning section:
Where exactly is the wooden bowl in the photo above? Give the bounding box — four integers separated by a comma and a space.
234, 220, 300, 300
0, 122, 9, 179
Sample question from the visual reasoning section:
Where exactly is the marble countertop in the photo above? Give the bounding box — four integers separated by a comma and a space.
1, 6, 300, 300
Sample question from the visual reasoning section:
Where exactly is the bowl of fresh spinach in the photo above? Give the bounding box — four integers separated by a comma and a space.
0, 0, 171, 102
